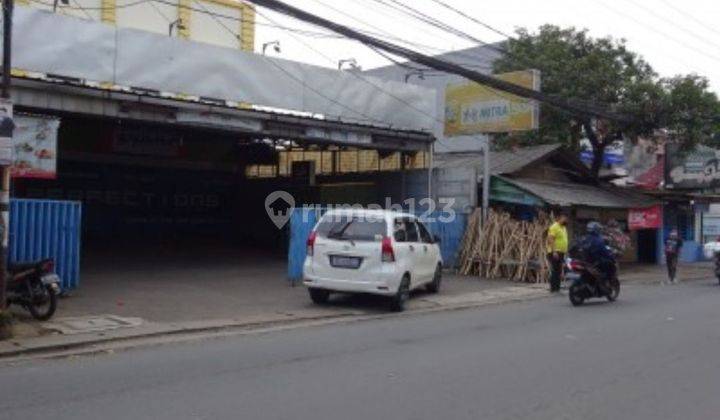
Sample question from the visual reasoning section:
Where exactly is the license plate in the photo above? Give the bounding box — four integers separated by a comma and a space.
41, 274, 60, 286
330, 256, 362, 269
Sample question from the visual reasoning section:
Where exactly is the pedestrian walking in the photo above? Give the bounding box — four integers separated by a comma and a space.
664, 229, 683, 284
547, 213, 569, 293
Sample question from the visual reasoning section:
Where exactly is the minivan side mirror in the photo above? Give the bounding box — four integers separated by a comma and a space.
433, 234, 441, 244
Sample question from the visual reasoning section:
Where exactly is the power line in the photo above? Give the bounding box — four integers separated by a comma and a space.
253, 5, 456, 133
370, 0, 504, 54
191, 0, 391, 127
658, 0, 720, 39
148, 0, 173, 24
426, 0, 514, 41
345, 0, 505, 66
231, 2, 470, 152
593, 0, 720, 65
69, 0, 95, 20
28, 0, 345, 39
245, 0, 630, 122
624, 0, 720, 54
309, 0, 497, 73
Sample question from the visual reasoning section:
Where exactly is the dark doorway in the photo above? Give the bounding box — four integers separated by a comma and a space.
637, 229, 658, 263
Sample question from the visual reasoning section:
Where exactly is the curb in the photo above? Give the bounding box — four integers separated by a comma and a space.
0, 288, 550, 361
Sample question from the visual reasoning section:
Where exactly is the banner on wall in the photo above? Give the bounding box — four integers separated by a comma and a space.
12, 115, 59, 179
665, 144, 720, 189
0, 100, 14, 166
628, 205, 662, 230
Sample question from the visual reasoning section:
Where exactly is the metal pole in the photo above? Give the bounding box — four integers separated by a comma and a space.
0, 0, 13, 312
482, 135, 491, 221
1, 0, 11, 99
427, 143, 433, 204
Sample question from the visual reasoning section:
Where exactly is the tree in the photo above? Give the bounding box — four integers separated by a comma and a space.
492, 25, 720, 178
658, 75, 720, 149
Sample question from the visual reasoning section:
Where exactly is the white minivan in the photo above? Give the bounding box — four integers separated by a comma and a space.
303, 209, 443, 311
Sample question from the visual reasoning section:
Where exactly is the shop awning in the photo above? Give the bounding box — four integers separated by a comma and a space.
493, 177, 657, 209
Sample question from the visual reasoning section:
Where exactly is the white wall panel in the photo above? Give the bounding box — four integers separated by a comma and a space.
190, 1, 241, 49
116, 1, 179, 36
12, 8, 436, 131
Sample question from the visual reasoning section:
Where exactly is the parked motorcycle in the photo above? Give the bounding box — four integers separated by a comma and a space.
566, 258, 620, 306
6, 259, 61, 320
703, 241, 720, 285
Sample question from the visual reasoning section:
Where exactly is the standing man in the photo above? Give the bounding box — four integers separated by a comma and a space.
664, 229, 683, 284
547, 213, 569, 293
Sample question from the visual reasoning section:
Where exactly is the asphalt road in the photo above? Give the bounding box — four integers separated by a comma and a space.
2, 279, 720, 420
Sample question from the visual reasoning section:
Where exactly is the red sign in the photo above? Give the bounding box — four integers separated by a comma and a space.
628, 205, 662, 230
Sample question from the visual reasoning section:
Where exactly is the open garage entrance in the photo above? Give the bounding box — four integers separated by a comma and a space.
12, 84, 434, 306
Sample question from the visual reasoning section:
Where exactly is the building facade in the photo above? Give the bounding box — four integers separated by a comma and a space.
19, 0, 256, 52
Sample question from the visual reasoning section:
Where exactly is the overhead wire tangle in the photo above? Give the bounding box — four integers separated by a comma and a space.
192, 0, 392, 127
270, 2, 530, 151
310, 0, 496, 74
369, 0, 507, 55
427, 0, 514, 40
253, 3, 461, 147
344, 0, 504, 65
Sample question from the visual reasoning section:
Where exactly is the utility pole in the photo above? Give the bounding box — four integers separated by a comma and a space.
482, 136, 490, 222
0, 0, 13, 314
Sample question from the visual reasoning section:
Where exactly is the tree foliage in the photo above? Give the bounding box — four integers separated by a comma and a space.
492, 25, 720, 178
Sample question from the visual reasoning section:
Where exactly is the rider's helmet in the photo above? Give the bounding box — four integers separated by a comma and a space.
586, 221, 602, 234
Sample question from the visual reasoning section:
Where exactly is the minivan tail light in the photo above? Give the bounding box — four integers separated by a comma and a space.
306, 231, 317, 256
381, 236, 395, 262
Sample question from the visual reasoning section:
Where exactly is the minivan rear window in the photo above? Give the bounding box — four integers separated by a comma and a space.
315, 214, 386, 242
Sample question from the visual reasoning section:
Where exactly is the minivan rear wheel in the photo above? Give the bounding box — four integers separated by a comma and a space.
308, 288, 330, 304
426, 264, 442, 294
390, 275, 411, 312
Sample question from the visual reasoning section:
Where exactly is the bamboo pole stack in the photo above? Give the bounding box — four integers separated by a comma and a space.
459, 209, 550, 283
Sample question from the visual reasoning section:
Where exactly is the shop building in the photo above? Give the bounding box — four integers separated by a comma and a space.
8, 7, 438, 288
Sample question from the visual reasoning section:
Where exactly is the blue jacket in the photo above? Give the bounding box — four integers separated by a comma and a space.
584, 232, 615, 263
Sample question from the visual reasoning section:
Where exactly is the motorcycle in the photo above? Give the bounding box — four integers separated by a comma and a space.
6, 258, 61, 320
565, 258, 620, 306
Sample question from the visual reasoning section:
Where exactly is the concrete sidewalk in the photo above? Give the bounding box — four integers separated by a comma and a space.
0, 260, 711, 360
0, 275, 548, 359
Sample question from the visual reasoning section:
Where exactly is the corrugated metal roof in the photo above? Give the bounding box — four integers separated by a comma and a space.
501, 177, 656, 209
433, 143, 562, 174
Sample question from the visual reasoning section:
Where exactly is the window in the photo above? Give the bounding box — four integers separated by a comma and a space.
418, 222, 433, 243
393, 218, 407, 242
316, 215, 386, 242
393, 218, 420, 242
404, 218, 420, 242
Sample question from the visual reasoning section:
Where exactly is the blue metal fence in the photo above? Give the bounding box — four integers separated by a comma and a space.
9, 199, 82, 290
287, 208, 468, 281
287, 209, 319, 282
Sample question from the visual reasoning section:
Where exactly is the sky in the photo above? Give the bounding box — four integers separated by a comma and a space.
254, 0, 720, 93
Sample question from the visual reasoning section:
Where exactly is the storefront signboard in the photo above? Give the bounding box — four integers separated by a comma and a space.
628, 205, 662, 230
11, 115, 59, 179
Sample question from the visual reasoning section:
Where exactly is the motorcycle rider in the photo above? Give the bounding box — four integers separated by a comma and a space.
581, 222, 617, 292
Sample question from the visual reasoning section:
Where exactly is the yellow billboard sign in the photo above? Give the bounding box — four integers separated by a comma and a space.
444, 70, 540, 136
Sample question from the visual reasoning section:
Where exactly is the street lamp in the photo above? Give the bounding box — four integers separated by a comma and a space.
338, 58, 360, 71
262, 41, 281, 55
52, 0, 69, 12
404, 70, 426, 83
168, 18, 186, 37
